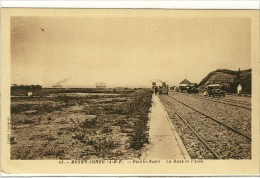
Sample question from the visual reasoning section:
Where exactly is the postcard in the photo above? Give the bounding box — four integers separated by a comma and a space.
1, 8, 259, 175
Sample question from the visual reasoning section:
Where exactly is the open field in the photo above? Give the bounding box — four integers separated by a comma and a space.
11, 88, 153, 160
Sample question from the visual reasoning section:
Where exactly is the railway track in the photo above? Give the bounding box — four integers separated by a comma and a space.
162, 97, 220, 159
173, 92, 251, 110
160, 95, 251, 159
219, 98, 251, 105
168, 95, 251, 140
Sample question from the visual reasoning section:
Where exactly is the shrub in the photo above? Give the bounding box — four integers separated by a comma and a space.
80, 118, 97, 128
130, 130, 149, 150
72, 132, 86, 142
101, 126, 112, 134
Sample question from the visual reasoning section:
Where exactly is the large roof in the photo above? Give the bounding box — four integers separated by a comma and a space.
180, 79, 191, 85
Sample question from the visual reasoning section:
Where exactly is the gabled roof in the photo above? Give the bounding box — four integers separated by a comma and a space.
180, 79, 191, 85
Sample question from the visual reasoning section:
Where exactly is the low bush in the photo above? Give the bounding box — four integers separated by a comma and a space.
80, 118, 97, 128
101, 126, 112, 134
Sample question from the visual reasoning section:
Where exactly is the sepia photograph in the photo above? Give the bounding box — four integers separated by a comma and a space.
10, 12, 252, 160
1, 8, 259, 174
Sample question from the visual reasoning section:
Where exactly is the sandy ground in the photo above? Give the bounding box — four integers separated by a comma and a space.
11, 89, 152, 160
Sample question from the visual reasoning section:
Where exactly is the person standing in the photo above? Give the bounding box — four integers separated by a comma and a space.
237, 84, 242, 97
154, 86, 158, 95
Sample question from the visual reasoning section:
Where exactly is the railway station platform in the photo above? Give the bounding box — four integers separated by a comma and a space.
142, 94, 190, 160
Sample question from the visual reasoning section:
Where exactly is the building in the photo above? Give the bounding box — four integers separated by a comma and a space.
189, 83, 198, 88
179, 79, 191, 92
96, 82, 106, 88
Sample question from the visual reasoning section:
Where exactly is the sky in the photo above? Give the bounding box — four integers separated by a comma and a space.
11, 15, 251, 88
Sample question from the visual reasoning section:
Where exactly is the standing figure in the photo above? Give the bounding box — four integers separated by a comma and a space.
154, 86, 158, 95
237, 84, 242, 97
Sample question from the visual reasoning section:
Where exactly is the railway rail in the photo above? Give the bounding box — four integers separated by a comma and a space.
162, 97, 220, 159
173, 92, 251, 110
218, 98, 251, 105
168, 95, 251, 140
160, 95, 251, 159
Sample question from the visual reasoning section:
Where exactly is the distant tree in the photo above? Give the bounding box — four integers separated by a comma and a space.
236, 68, 241, 83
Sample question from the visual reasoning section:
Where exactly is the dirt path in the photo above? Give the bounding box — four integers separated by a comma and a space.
142, 94, 190, 159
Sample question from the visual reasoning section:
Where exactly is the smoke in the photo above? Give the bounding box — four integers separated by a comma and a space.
55, 78, 69, 86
